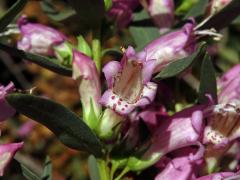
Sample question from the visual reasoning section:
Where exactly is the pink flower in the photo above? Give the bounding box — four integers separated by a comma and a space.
127, 105, 206, 171
17, 15, 66, 56
155, 154, 201, 180
72, 50, 101, 128
144, 20, 196, 73
99, 46, 157, 115
147, 0, 175, 32
0, 142, 24, 176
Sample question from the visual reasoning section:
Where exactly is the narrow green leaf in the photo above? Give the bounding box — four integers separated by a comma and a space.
0, 0, 27, 32
88, 155, 100, 180
67, 0, 105, 28
0, 43, 72, 76
184, 0, 208, 19
154, 43, 206, 79
41, 157, 52, 180
199, 0, 240, 30
77, 36, 92, 57
198, 54, 217, 104
6, 93, 103, 157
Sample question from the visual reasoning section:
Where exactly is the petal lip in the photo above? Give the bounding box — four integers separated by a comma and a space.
99, 90, 135, 115
136, 82, 157, 107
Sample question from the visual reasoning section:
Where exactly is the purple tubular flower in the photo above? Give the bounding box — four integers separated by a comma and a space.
196, 172, 236, 180
155, 156, 198, 180
144, 20, 196, 73
0, 82, 16, 121
145, 105, 204, 159
147, 0, 174, 31
203, 102, 240, 149
17, 15, 66, 56
108, 0, 139, 29
0, 142, 23, 176
99, 46, 157, 116
72, 50, 101, 127
127, 105, 206, 171
218, 64, 240, 104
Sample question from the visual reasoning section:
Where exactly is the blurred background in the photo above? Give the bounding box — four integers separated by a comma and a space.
0, 1, 90, 179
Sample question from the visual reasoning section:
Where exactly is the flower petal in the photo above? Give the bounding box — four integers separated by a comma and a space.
142, 59, 156, 83
99, 90, 135, 115
0, 142, 24, 176
196, 172, 236, 180
102, 61, 121, 88
144, 20, 196, 72
155, 156, 194, 180
135, 82, 157, 107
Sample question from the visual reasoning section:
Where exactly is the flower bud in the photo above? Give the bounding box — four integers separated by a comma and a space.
72, 50, 101, 130
17, 15, 66, 56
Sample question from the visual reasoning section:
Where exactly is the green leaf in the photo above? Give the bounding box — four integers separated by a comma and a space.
67, 0, 105, 28
77, 36, 92, 57
88, 155, 100, 180
41, 157, 52, 180
184, 0, 208, 19
0, 43, 72, 76
199, 0, 240, 31
176, 0, 198, 15
198, 54, 217, 104
0, 0, 27, 32
40, 0, 76, 22
6, 93, 103, 157
130, 11, 160, 50
154, 43, 206, 79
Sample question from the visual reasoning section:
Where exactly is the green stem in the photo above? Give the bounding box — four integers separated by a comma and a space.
92, 27, 101, 72
97, 159, 110, 180
110, 163, 118, 180
114, 167, 129, 180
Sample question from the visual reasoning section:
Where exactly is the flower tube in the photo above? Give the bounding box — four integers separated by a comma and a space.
144, 20, 196, 73
17, 15, 66, 56
72, 50, 101, 129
